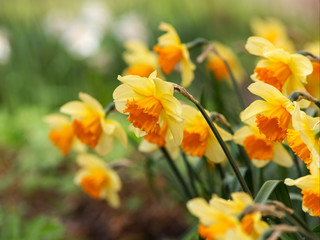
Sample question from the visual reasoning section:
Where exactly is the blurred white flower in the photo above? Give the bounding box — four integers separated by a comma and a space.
113, 12, 149, 43
43, 1, 112, 59
0, 29, 10, 64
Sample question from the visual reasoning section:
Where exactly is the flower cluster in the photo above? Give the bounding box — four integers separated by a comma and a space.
45, 20, 319, 238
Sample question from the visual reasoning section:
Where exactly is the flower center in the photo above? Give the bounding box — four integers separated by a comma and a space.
181, 125, 209, 157
198, 217, 235, 239
287, 129, 311, 169
254, 61, 291, 91
207, 57, 231, 80
124, 96, 163, 134
302, 190, 320, 217
125, 64, 155, 78
80, 168, 109, 199
49, 125, 74, 155
144, 122, 168, 147
73, 113, 103, 148
243, 134, 273, 160
153, 45, 183, 74
240, 214, 255, 235
256, 105, 291, 142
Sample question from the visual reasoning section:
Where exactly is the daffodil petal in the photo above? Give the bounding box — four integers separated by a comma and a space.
60, 101, 88, 118
240, 100, 273, 123
79, 92, 104, 116
205, 138, 226, 163
117, 74, 155, 96
187, 198, 219, 226
245, 36, 274, 56
113, 84, 143, 113
95, 134, 114, 156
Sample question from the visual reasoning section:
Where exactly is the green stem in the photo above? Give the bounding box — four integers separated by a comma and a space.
104, 102, 115, 116
181, 150, 198, 197
173, 84, 252, 196
186, 38, 209, 50
210, 45, 245, 109
160, 147, 193, 199
203, 157, 214, 194
292, 153, 302, 178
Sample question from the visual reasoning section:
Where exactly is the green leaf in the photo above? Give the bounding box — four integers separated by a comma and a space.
254, 180, 292, 208
312, 224, 320, 232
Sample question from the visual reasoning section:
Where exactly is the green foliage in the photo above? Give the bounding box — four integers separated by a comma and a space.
0, 208, 65, 240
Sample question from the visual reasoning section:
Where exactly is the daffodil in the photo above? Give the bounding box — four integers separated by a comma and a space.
187, 192, 269, 239
305, 42, 320, 99
44, 113, 86, 155
181, 104, 232, 163
60, 92, 127, 156
245, 37, 312, 97
113, 71, 184, 145
206, 41, 244, 82
153, 22, 196, 87
287, 103, 320, 169
234, 124, 292, 168
250, 17, 294, 52
123, 40, 161, 78
75, 153, 122, 208
285, 160, 320, 217
240, 82, 294, 142
138, 122, 180, 159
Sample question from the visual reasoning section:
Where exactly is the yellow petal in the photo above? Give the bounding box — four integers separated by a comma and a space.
117, 74, 155, 96
153, 76, 174, 96
289, 54, 313, 78
138, 139, 158, 153
158, 22, 181, 46
205, 137, 226, 163
113, 84, 143, 113
248, 82, 288, 105
285, 175, 316, 190
180, 46, 196, 87
252, 159, 270, 168
60, 101, 88, 118
43, 114, 70, 129
76, 153, 106, 169
166, 113, 184, 145
231, 192, 253, 206
245, 36, 274, 56
263, 48, 291, 63
94, 134, 114, 156
79, 92, 104, 116
240, 100, 273, 123
187, 198, 219, 225
272, 142, 293, 167
233, 126, 255, 145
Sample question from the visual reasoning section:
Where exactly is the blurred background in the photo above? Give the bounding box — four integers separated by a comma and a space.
0, 0, 318, 239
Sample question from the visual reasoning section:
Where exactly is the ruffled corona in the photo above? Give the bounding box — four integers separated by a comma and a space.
243, 135, 273, 160
287, 129, 312, 169
60, 92, 127, 156
181, 105, 232, 163
245, 37, 312, 97
241, 82, 294, 143
124, 97, 163, 134
234, 121, 293, 168
153, 22, 195, 87
75, 153, 122, 208
113, 71, 184, 145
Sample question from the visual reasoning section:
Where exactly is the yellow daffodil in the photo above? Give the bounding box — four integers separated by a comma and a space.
287, 103, 320, 169
75, 153, 122, 208
245, 37, 312, 97
153, 22, 196, 87
60, 92, 128, 156
113, 71, 184, 145
305, 42, 320, 99
250, 17, 294, 52
285, 160, 320, 217
44, 113, 86, 155
180, 104, 232, 163
234, 124, 292, 168
206, 41, 244, 82
138, 122, 180, 159
240, 82, 294, 142
187, 192, 269, 239
123, 40, 161, 78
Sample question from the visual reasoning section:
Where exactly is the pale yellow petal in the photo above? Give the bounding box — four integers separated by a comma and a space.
187, 198, 219, 225
245, 36, 274, 56
248, 82, 288, 105
215, 124, 233, 141
231, 192, 253, 206
43, 114, 70, 129
205, 138, 226, 163
76, 153, 106, 169
252, 159, 270, 168
138, 139, 158, 153
113, 84, 143, 113
101, 119, 116, 135
233, 126, 255, 145
113, 121, 128, 148
289, 54, 313, 78
153, 76, 174, 97
160, 94, 183, 121
180, 46, 196, 87
272, 142, 293, 167
94, 134, 114, 156
117, 74, 155, 96
263, 48, 291, 63
166, 113, 184, 145
240, 100, 273, 123
79, 92, 104, 116
285, 175, 316, 190
181, 104, 198, 123
60, 101, 88, 118
158, 22, 181, 46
